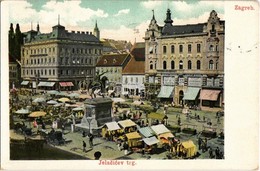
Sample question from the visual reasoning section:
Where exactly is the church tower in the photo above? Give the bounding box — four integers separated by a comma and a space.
93, 21, 100, 40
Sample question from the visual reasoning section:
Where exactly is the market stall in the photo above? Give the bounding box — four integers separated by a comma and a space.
101, 121, 122, 140
118, 119, 137, 133
177, 140, 197, 158
125, 131, 142, 148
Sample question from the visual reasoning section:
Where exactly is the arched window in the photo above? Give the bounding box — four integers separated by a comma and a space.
209, 45, 214, 51
197, 60, 201, 70
163, 61, 167, 69
179, 45, 183, 53
171, 60, 175, 69
163, 46, 167, 54
150, 61, 153, 70
188, 60, 192, 69
197, 44, 201, 53
179, 60, 183, 69
209, 60, 214, 70
171, 45, 175, 53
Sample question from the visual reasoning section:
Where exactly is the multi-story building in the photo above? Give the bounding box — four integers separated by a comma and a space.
122, 42, 145, 96
144, 9, 224, 109
21, 22, 102, 91
96, 53, 131, 94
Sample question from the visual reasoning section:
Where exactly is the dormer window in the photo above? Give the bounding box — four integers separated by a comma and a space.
104, 59, 107, 64
113, 58, 117, 63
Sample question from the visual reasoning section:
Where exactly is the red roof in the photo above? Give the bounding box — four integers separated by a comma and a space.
96, 54, 130, 67
122, 55, 145, 75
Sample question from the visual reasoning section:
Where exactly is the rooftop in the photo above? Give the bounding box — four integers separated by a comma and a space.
96, 53, 130, 67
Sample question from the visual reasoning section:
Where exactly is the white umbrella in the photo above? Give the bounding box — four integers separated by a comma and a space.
33, 97, 46, 103
72, 107, 84, 111
111, 98, 126, 103
53, 103, 63, 107
15, 108, 30, 114
68, 93, 80, 98
47, 100, 58, 105
57, 92, 68, 96
47, 90, 59, 95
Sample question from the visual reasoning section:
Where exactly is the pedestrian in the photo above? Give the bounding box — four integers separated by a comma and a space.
88, 133, 94, 148
209, 147, 214, 158
219, 151, 224, 159
82, 131, 86, 137
123, 142, 129, 155
94, 151, 102, 160
215, 147, 220, 159
83, 141, 86, 152
178, 117, 181, 126
41, 122, 46, 130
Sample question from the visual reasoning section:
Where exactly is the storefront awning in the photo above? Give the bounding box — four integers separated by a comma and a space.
105, 121, 121, 131
151, 124, 171, 135
157, 86, 174, 98
59, 82, 74, 87
21, 81, 29, 85
138, 127, 155, 138
183, 87, 200, 100
142, 136, 159, 146
200, 89, 221, 101
118, 119, 136, 128
38, 82, 47, 87
125, 131, 142, 140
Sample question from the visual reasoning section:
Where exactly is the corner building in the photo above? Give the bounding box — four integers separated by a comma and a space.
21, 22, 102, 91
144, 9, 224, 109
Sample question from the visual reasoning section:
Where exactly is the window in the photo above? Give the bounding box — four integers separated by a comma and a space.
188, 44, 192, 53
179, 60, 183, 69
149, 47, 153, 54
209, 60, 214, 70
163, 61, 167, 69
125, 78, 128, 84
188, 60, 192, 69
45, 69, 47, 75
72, 48, 75, 53
136, 77, 138, 83
216, 62, 218, 70
150, 61, 153, 70
49, 69, 51, 75
179, 45, 183, 53
171, 60, 175, 69
216, 45, 219, 51
130, 77, 133, 83
53, 69, 55, 75
163, 46, 167, 54
171, 45, 175, 53
197, 44, 201, 53
197, 60, 201, 70
53, 58, 55, 63
209, 45, 214, 51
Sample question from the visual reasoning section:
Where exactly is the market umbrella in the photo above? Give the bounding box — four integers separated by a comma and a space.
53, 103, 63, 107
72, 107, 84, 111
111, 98, 126, 103
47, 90, 59, 95
79, 94, 91, 99
133, 100, 144, 106
58, 97, 70, 103
57, 92, 68, 96
33, 97, 46, 103
47, 100, 58, 105
15, 108, 30, 114
68, 93, 80, 98
28, 111, 46, 117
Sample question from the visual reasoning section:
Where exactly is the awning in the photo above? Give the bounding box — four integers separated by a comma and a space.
200, 89, 221, 101
183, 87, 200, 100
125, 131, 142, 140
142, 136, 159, 146
59, 82, 74, 87
148, 113, 167, 120
59, 82, 67, 87
151, 124, 171, 135
104, 121, 121, 131
182, 140, 196, 149
45, 82, 55, 87
21, 81, 29, 85
118, 119, 136, 128
157, 86, 174, 98
138, 127, 155, 138
38, 82, 47, 87
158, 132, 174, 139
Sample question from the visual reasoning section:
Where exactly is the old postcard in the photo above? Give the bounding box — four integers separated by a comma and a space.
1, 0, 259, 170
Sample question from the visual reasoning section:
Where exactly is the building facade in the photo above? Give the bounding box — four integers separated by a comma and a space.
122, 42, 145, 96
96, 53, 131, 94
21, 22, 102, 91
144, 9, 224, 108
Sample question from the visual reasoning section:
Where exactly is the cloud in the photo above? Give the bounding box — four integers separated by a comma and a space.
141, 1, 162, 9
5, 0, 108, 32
114, 9, 130, 17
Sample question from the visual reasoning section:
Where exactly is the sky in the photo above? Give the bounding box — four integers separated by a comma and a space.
4, 0, 224, 43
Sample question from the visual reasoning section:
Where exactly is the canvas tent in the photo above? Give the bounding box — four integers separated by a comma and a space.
125, 131, 142, 147
179, 140, 197, 158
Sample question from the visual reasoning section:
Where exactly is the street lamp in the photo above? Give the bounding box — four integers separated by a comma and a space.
86, 116, 93, 134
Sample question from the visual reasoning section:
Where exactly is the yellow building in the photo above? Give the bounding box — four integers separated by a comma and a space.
144, 9, 224, 109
